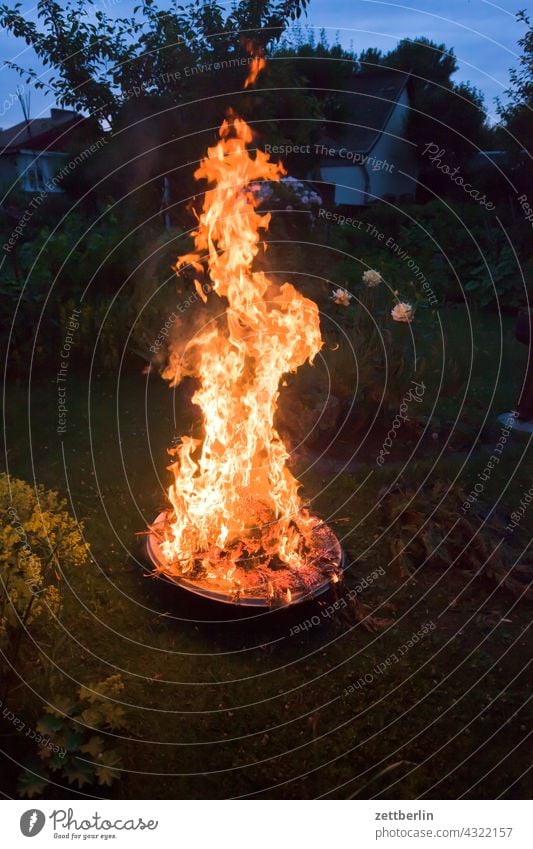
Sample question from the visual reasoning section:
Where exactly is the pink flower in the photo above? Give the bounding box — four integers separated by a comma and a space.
391, 302, 414, 323
332, 287, 352, 306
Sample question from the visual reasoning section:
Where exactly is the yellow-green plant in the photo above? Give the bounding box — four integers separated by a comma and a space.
0, 474, 89, 689
18, 674, 129, 797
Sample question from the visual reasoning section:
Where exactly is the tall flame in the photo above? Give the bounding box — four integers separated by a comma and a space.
159, 115, 323, 583
244, 55, 266, 88
241, 37, 266, 89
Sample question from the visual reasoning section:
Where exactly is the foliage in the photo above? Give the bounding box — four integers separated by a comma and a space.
380, 37, 487, 161
0, 1, 321, 217
322, 276, 449, 428
463, 243, 523, 307
319, 200, 528, 309
265, 233, 463, 437
496, 11, 533, 198
398, 205, 526, 308
275, 25, 358, 121
17, 674, 129, 797
498, 10, 533, 149
0, 251, 54, 373
1, 211, 179, 372
0, 473, 88, 675
275, 30, 487, 163
264, 176, 322, 208
0, 0, 310, 123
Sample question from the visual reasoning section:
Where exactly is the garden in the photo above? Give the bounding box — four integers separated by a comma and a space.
0, 0, 531, 804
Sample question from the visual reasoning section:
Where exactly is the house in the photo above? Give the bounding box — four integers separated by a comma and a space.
0, 108, 86, 193
315, 70, 418, 206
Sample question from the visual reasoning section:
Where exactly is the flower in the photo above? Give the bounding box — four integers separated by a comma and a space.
362, 269, 382, 287
249, 177, 322, 209
331, 287, 353, 307
247, 181, 273, 202
280, 177, 322, 206
391, 302, 414, 323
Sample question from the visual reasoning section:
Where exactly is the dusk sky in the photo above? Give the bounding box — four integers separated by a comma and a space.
0, 0, 528, 127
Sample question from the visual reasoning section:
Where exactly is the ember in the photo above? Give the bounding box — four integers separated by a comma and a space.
146, 110, 343, 605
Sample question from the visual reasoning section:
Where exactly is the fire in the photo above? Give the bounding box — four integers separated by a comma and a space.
244, 55, 266, 88
153, 113, 341, 602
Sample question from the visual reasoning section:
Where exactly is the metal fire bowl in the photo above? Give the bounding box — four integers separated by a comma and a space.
145, 511, 345, 607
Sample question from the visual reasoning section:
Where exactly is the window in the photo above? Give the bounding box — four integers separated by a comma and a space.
19, 152, 64, 193
25, 157, 45, 191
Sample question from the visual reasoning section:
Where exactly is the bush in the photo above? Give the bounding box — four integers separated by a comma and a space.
319, 200, 529, 309
1, 212, 186, 373
17, 674, 130, 797
0, 474, 89, 678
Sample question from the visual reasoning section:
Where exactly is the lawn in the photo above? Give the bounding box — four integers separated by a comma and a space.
1, 302, 531, 799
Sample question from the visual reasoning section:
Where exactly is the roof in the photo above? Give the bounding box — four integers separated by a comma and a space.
319, 69, 410, 157
0, 109, 82, 154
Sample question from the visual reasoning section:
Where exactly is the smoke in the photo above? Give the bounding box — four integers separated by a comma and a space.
160, 288, 227, 387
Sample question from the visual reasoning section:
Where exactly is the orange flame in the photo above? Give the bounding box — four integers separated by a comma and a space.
159, 115, 323, 583
241, 37, 266, 89
244, 55, 266, 88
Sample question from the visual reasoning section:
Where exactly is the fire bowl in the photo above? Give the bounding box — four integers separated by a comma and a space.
145, 511, 345, 607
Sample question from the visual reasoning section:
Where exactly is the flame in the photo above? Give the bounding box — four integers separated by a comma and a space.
244, 55, 266, 88
158, 114, 324, 593
241, 37, 266, 89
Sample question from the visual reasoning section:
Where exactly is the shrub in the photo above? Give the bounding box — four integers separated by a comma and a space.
0, 474, 89, 679
319, 200, 529, 309
1, 212, 187, 373
17, 674, 129, 797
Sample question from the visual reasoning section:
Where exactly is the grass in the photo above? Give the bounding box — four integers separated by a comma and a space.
1, 304, 531, 799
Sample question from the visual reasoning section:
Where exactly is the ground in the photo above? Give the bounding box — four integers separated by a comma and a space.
1, 305, 531, 799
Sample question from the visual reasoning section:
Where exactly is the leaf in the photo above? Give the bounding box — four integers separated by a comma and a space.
80, 706, 105, 728
79, 674, 124, 704
80, 735, 105, 757
45, 695, 76, 719
37, 745, 54, 760
60, 727, 85, 752
36, 714, 63, 735
99, 703, 127, 730
61, 759, 95, 788
48, 751, 68, 772
17, 768, 49, 798
94, 749, 122, 787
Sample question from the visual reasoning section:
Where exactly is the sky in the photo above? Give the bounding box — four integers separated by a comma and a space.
0, 0, 528, 128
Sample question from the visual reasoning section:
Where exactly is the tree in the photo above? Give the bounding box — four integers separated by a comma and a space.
498, 10, 533, 153
358, 47, 384, 70
268, 24, 358, 161
276, 32, 488, 164
492, 11, 533, 206
0, 1, 314, 221
381, 37, 488, 161
276, 25, 357, 90
0, 0, 311, 124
